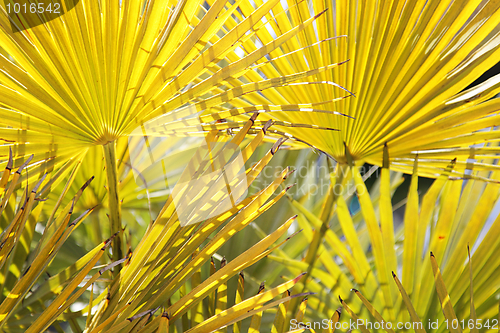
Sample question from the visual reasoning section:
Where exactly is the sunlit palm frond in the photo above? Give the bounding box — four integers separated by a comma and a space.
0, 0, 345, 175
259, 0, 500, 179
1, 0, 349, 282
75, 119, 307, 333
0, 116, 312, 332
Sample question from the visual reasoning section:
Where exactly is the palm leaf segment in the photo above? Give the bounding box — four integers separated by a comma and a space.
74, 121, 307, 333
0, 116, 312, 332
260, 0, 500, 179
0, 1, 351, 330
0, 0, 346, 177
0, 0, 348, 276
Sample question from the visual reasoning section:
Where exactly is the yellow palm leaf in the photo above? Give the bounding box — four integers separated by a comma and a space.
257, 0, 500, 179
0, 0, 348, 280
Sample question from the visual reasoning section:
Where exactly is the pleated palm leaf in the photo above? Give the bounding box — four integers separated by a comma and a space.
0, 0, 347, 268
255, 0, 500, 180
274, 149, 500, 332
0, 117, 319, 332
0, 0, 352, 331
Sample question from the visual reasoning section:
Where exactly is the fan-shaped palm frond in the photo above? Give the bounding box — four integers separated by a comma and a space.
0, 0, 348, 270
260, 0, 500, 179
0, 116, 314, 332
0, 0, 346, 175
